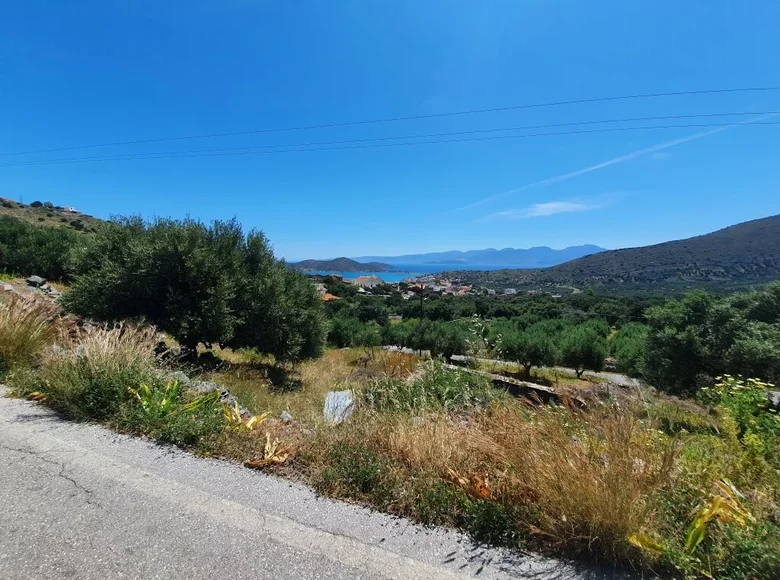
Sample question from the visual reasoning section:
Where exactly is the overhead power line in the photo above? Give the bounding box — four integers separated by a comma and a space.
5, 110, 773, 165
2, 118, 778, 168
2, 86, 779, 157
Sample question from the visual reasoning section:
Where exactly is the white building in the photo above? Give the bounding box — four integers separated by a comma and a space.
352, 275, 383, 289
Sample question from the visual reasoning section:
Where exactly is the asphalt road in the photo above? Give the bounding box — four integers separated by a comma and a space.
0, 389, 622, 580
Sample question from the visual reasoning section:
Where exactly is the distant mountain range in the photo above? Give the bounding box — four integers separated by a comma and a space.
292, 257, 395, 272
353, 245, 607, 268
444, 214, 780, 292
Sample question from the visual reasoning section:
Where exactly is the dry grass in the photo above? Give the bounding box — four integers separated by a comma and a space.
57, 324, 159, 371
0, 294, 59, 374
485, 404, 676, 558
302, 399, 678, 562
206, 349, 362, 422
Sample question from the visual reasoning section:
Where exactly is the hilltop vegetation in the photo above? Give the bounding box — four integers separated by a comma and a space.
0, 215, 80, 280
445, 214, 780, 292
293, 257, 394, 272
0, 196, 103, 233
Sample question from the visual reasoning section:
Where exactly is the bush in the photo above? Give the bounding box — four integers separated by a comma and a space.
328, 316, 364, 348
0, 215, 80, 280
117, 381, 223, 447
362, 361, 495, 413
645, 286, 780, 394
699, 376, 780, 450
0, 295, 58, 376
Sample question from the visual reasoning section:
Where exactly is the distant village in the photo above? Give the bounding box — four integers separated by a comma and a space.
308, 273, 565, 301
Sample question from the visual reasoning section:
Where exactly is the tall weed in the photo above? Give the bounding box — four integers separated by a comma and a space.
0, 295, 58, 375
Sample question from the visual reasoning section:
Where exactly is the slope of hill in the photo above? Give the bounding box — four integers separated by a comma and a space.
0, 197, 104, 233
292, 257, 395, 272
354, 244, 606, 268
444, 214, 780, 292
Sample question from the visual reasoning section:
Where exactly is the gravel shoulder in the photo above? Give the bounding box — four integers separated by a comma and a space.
0, 388, 626, 580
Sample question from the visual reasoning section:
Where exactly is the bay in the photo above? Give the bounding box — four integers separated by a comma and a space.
307, 263, 519, 283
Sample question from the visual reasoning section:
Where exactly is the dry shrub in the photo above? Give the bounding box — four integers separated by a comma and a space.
483, 403, 677, 558
0, 294, 59, 374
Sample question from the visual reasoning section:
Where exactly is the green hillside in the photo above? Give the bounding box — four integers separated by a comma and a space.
293, 257, 394, 272
445, 214, 780, 292
0, 197, 104, 233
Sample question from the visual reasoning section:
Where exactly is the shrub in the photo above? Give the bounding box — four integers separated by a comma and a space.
117, 381, 223, 447
327, 316, 363, 348
645, 286, 780, 394
0, 295, 58, 376
362, 361, 495, 414
24, 325, 159, 420
699, 376, 780, 452
0, 215, 80, 280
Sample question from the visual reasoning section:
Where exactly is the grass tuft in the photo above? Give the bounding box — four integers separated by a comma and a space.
0, 295, 59, 376
14, 324, 159, 420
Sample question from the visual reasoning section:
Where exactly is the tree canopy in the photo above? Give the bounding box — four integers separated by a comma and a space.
62, 217, 325, 362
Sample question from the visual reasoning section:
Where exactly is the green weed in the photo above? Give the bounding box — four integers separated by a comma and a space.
361, 361, 496, 414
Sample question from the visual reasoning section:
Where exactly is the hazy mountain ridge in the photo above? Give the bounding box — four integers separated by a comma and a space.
292, 257, 395, 272
443, 214, 780, 291
353, 244, 607, 268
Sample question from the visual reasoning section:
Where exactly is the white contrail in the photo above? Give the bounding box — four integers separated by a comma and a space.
457, 114, 779, 211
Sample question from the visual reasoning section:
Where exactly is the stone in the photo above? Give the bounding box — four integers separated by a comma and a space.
280, 410, 293, 424
323, 390, 354, 425
189, 380, 221, 394
768, 391, 780, 410
165, 370, 192, 387
2, 284, 13, 292
26, 275, 46, 287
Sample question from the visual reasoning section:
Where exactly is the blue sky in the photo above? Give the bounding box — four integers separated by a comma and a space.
1, 1, 779, 261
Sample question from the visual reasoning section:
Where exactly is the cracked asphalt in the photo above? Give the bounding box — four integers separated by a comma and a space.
0, 389, 627, 579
